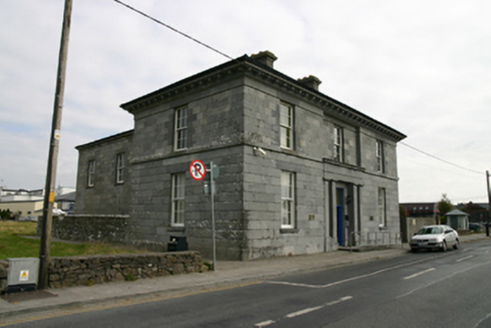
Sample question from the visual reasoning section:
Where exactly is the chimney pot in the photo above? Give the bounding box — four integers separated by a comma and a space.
250, 51, 277, 68
297, 75, 322, 91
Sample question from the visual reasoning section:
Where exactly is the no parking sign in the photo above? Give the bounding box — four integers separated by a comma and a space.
189, 160, 206, 181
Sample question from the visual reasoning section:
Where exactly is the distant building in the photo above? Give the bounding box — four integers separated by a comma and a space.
55, 191, 76, 214
75, 51, 406, 260
0, 187, 74, 220
400, 202, 440, 242
445, 209, 469, 230
456, 202, 489, 223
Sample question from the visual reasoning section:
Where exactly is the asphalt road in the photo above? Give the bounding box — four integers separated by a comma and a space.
6, 240, 491, 327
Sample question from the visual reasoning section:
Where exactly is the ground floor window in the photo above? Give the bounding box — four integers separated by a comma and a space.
378, 187, 386, 227
171, 173, 185, 226
281, 171, 295, 228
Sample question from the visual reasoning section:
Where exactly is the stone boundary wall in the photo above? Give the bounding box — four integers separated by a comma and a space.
0, 252, 205, 292
0, 260, 7, 292
36, 215, 132, 244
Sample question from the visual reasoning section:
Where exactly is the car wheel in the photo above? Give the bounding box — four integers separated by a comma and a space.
453, 239, 459, 250
411, 248, 418, 253
441, 241, 447, 252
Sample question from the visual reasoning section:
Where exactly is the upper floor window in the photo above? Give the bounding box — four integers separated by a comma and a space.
281, 171, 295, 228
171, 173, 185, 226
376, 140, 384, 173
174, 107, 188, 151
334, 126, 344, 162
280, 102, 293, 149
116, 153, 125, 184
87, 160, 95, 187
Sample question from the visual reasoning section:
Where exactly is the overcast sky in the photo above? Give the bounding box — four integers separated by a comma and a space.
1, 0, 490, 204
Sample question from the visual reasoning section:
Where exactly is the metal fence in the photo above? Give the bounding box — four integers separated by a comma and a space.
349, 231, 402, 251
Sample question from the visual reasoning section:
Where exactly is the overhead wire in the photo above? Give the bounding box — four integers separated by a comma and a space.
114, 1, 486, 180
400, 141, 484, 175
399, 155, 482, 181
113, 0, 234, 61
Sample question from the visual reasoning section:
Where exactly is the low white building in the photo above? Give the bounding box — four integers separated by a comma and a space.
445, 209, 469, 230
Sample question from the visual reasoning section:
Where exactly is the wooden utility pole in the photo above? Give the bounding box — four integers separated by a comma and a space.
38, 0, 72, 290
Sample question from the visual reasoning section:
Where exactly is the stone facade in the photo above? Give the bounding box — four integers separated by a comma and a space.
76, 130, 133, 215
75, 51, 406, 260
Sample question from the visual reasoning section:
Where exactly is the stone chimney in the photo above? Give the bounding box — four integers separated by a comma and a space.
297, 75, 322, 91
250, 51, 278, 68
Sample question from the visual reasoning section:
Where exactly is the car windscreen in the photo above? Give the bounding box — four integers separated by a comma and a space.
417, 227, 443, 235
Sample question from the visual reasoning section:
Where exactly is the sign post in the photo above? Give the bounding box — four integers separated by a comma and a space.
209, 161, 217, 271
189, 160, 217, 271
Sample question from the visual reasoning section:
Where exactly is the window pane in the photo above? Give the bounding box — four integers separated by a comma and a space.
281, 172, 292, 198
175, 200, 185, 224
280, 103, 293, 149
282, 200, 292, 226
376, 141, 384, 172
116, 153, 125, 183
175, 107, 188, 150
280, 104, 291, 126
281, 127, 291, 149
172, 173, 185, 226
87, 160, 95, 187
177, 108, 187, 128
334, 127, 343, 162
378, 188, 386, 226
281, 171, 294, 228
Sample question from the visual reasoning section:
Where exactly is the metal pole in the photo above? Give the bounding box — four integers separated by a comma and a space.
487, 171, 491, 236
38, 0, 72, 290
210, 161, 217, 271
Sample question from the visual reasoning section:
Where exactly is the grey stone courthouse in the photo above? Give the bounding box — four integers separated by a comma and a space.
75, 51, 406, 260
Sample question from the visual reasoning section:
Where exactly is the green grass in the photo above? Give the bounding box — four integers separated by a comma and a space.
0, 221, 143, 259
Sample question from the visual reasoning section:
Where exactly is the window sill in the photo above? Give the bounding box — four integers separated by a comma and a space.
280, 228, 299, 234
322, 158, 365, 172
280, 148, 298, 156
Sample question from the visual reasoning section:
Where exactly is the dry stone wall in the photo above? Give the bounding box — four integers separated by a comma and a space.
0, 252, 205, 292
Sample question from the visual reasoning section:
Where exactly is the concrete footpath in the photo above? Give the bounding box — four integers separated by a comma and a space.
0, 234, 488, 321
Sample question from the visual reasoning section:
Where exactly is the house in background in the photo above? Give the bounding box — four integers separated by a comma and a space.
0, 187, 75, 220
456, 202, 489, 223
445, 209, 469, 230
0, 188, 44, 220
55, 191, 76, 214
75, 51, 406, 260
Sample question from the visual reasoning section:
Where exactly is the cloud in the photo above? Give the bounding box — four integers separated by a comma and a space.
1, 0, 490, 204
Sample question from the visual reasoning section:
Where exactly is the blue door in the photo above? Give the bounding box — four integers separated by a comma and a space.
336, 188, 344, 246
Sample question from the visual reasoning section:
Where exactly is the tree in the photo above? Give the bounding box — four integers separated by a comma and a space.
437, 194, 453, 224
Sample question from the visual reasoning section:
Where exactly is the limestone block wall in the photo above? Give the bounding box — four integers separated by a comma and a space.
127, 146, 245, 260
76, 131, 133, 215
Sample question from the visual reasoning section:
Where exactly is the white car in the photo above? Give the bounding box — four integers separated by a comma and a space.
52, 208, 66, 216
410, 225, 459, 252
